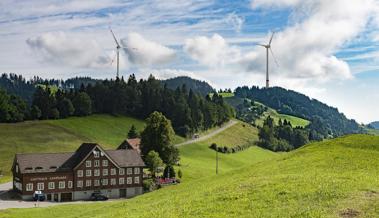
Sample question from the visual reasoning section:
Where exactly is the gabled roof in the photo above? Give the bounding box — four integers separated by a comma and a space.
61, 143, 98, 169
106, 149, 145, 167
117, 138, 141, 153
15, 152, 74, 174
13, 142, 145, 174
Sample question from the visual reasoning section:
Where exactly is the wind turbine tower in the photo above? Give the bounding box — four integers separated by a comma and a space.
109, 27, 121, 78
259, 32, 278, 88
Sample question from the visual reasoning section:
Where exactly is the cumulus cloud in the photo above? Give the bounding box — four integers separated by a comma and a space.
26, 32, 111, 68
121, 32, 176, 66
184, 34, 240, 67
248, 0, 379, 80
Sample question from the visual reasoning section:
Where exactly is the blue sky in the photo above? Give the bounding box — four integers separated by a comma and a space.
0, 0, 378, 123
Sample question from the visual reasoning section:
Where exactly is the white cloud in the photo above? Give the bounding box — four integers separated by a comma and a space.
249, 0, 379, 80
26, 32, 111, 68
184, 34, 241, 67
226, 13, 244, 33
121, 32, 176, 66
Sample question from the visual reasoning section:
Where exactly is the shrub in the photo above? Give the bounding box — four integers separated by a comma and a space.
209, 143, 218, 150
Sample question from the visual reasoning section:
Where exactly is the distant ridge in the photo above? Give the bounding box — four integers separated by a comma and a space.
161, 76, 215, 96
369, 121, 379, 129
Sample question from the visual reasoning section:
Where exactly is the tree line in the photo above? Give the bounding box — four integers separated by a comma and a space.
258, 116, 309, 152
0, 74, 234, 137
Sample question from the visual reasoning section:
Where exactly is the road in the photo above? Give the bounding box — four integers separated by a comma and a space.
175, 120, 238, 147
0, 180, 124, 210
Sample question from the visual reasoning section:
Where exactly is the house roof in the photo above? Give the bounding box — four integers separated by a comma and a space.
16, 152, 74, 174
106, 149, 145, 167
14, 142, 145, 174
117, 138, 141, 153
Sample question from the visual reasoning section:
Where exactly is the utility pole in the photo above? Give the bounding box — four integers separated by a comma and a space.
216, 148, 218, 175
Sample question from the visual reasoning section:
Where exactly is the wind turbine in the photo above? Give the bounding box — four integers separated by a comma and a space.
109, 27, 138, 78
109, 27, 122, 78
259, 32, 278, 88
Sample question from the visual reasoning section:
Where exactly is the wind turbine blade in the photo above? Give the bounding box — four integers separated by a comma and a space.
269, 47, 279, 67
258, 44, 266, 47
121, 46, 138, 50
109, 27, 120, 47
269, 32, 275, 45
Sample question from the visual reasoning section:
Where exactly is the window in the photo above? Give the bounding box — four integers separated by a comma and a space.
119, 168, 125, 175
59, 181, 65, 189
15, 165, 19, 173
68, 181, 73, 189
77, 170, 83, 177
102, 179, 108, 186
119, 178, 125, 185
37, 182, 44, 190
111, 168, 116, 175
127, 168, 133, 175
86, 160, 91, 167
94, 180, 100, 187
103, 169, 108, 176
86, 180, 92, 187
26, 183, 33, 191
134, 177, 140, 184
111, 178, 116, 186
102, 160, 108, 167
86, 169, 92, 177
94, 169, 100, 176
127, 177, 132, 184
77, 180, 83, 188
94, 151, 99, 158
48, 182, 55, 190
134, 167, 140, 174
94, 160, 99, 167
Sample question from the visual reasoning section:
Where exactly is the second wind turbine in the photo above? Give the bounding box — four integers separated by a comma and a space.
259, 32, 278, 89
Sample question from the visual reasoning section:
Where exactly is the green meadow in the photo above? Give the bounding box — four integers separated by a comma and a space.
1, 134, 379, 217
0, 115, 148, 183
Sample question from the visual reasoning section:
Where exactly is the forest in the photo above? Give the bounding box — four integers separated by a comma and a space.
235, 86, 363, 139
0, 74, 234, 137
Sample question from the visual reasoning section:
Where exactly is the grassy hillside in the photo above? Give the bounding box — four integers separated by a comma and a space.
3, 131, 379, 218
0, 115, 148, 183
203, 121, 259, 148
225, 96, 309, 128
256, 105, 310, 127
2, 135, 379, 217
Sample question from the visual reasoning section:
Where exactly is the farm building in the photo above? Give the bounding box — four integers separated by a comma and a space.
11, 141, 145, 201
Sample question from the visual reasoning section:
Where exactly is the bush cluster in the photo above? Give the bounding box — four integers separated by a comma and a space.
209, 143, 254, 154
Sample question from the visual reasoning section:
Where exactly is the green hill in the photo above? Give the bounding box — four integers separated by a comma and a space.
2, 133, 379, 217
225, 95, 309, 128
0, 115, 186, 183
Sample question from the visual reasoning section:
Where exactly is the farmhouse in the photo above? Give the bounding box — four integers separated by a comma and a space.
11, 141, 145, 201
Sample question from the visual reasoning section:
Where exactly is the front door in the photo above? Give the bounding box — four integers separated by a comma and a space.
120, 189, 126, 198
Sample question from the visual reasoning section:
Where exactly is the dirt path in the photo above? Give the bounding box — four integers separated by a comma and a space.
175, 120, 238, 147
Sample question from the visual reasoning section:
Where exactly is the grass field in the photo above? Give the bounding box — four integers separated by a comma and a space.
0, 115, 148, 183
218, 92, 234, 98
203, 121, 259, 148
255, 104, 310, 127
2, 134, 379, 217
224, 96, 309, 128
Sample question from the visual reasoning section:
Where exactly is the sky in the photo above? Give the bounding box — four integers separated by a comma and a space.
0, 0, 379, 123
